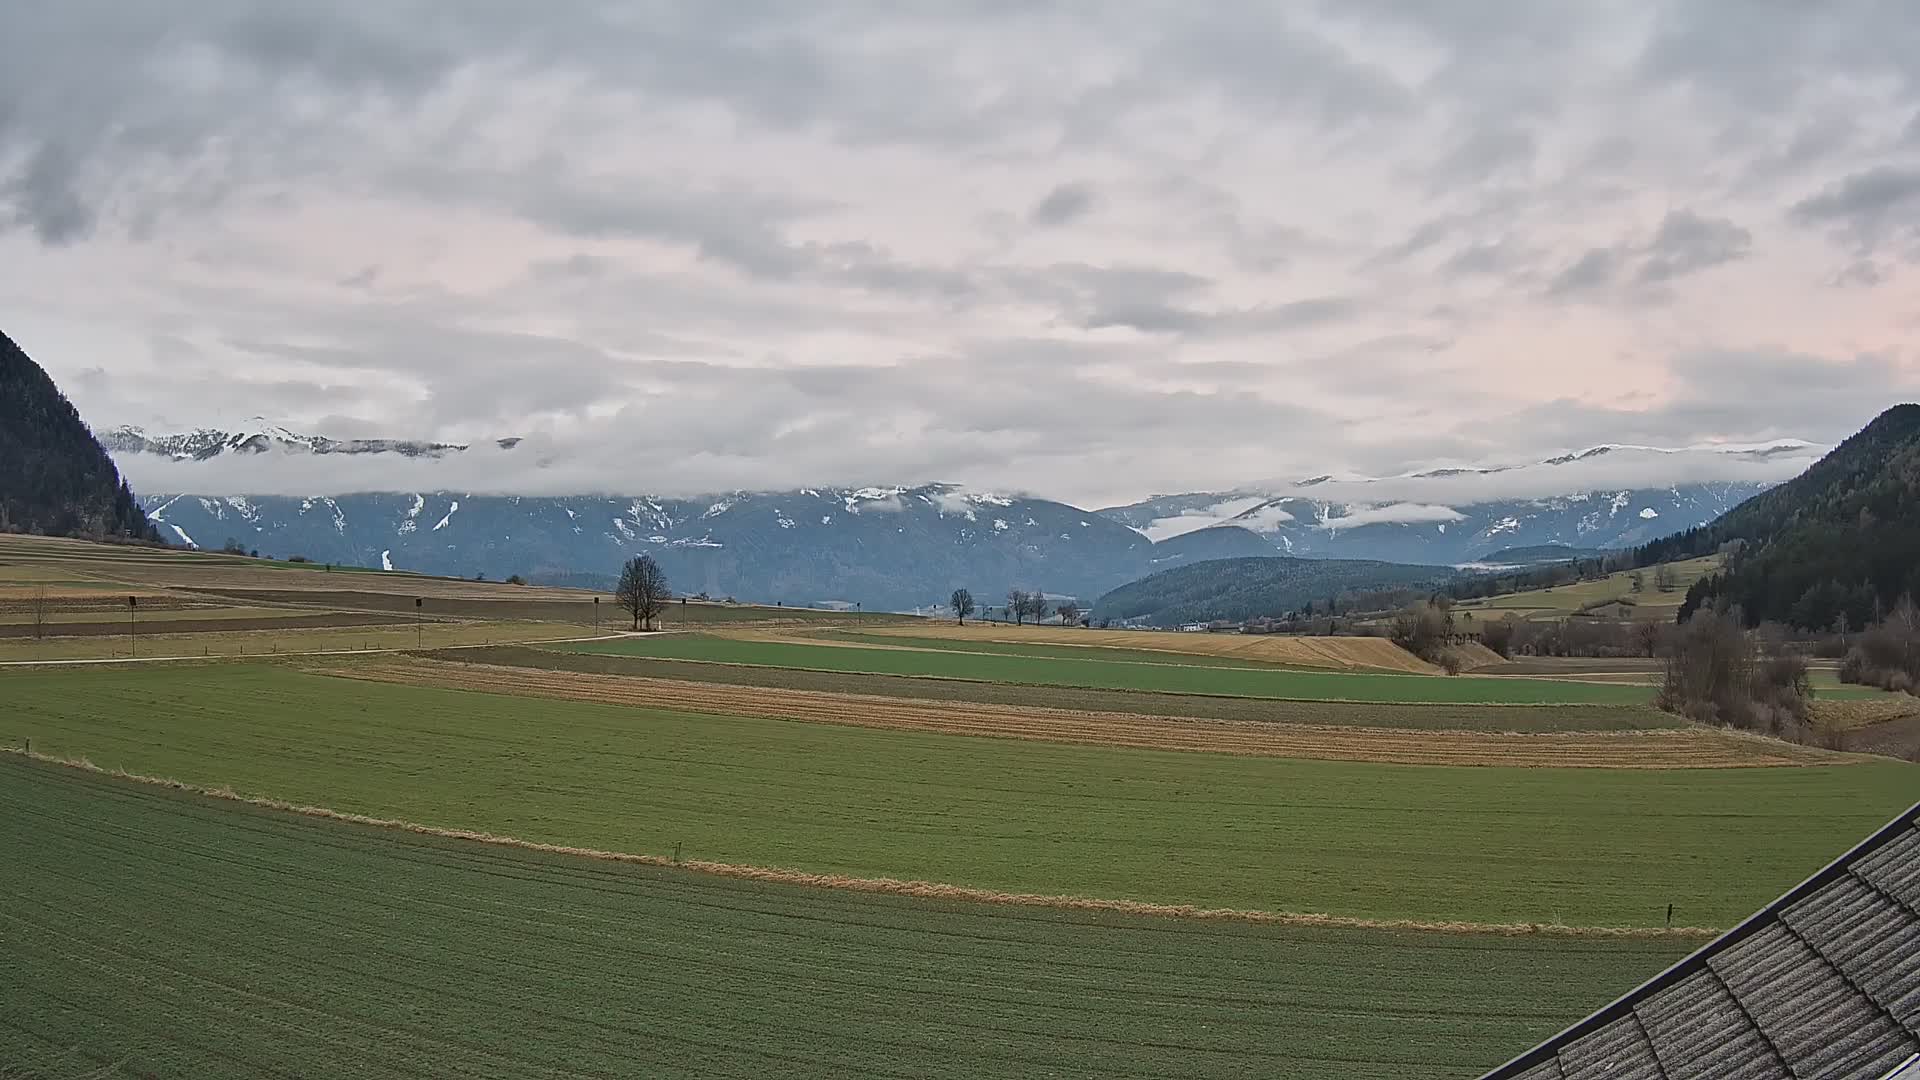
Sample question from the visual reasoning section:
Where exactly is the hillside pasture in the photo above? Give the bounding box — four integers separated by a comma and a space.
0, 533, 896, 628
1453, 556, 1721, 623
557, 634, 1658, 704
0, 757, 1690, 1080
5, 664, 1910, 928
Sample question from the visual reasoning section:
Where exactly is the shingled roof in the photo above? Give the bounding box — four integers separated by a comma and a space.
1481, 800, 1920, 1080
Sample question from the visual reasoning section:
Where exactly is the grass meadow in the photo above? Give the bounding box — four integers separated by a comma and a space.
1, 758, 1691, 1080
5, 664, 1910, 928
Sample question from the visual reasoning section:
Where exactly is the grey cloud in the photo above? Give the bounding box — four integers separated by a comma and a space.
1833, 259, 1887, 287
1497, 350, 1916, 455
1442, 238, 1533, 277
1638, 209, 1752, 282
3, 143, 93, 243
1547, 248, 1618, 296
1792, 166, 1920, 222
1546, 210, 1752, 298
1791, 166, 1920, 256
1029, 182, 1096, 226
1429, 124, 1536, 190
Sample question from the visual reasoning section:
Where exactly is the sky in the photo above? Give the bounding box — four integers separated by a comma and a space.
3, 2, 1919, 507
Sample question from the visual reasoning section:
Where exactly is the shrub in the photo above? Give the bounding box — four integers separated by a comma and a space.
286, 554, 310, 563
1389, 603, 1451, 663
1656, 609, 1811, 737
1479, 617, 1516, 658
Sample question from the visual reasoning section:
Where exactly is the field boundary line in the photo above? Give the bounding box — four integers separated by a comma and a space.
0, 748, 1721, 940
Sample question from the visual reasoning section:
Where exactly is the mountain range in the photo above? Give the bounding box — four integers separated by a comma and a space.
104, 421, 1815, 610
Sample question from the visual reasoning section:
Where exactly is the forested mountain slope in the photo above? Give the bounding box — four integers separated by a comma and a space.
0, 331, 154, 541
1637, 405, 1920, 628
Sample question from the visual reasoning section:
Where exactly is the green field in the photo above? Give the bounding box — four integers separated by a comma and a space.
0, 757, 1688, 1079
7, 664, 1912, 928
818, 631, 1329, 669
558, 635, 1657, 705
447, 646, 1684, 731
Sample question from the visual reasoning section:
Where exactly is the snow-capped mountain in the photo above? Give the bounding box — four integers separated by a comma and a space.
138, 485, 1279, 610
1094, 443, 1818, 565
99, 421, 505, 461
111, 422, 1818, 609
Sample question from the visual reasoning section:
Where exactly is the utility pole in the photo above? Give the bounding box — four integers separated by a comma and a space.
127, 595, 137, 658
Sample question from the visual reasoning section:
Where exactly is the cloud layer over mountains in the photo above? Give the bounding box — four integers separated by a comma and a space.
4, 3, 1918, 505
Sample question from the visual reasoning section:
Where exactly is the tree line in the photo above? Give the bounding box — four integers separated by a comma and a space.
948, 587, 1082, 627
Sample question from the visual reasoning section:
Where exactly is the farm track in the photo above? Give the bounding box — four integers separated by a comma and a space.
325, 658, 1842, 768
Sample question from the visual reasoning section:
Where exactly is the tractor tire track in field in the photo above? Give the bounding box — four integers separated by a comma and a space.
319, 658, 1845, 769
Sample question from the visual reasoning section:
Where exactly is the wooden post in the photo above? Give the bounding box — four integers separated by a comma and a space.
1666, 903, 1673, 928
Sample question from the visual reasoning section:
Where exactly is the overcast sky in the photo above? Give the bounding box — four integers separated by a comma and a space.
4, 2, 1919, 506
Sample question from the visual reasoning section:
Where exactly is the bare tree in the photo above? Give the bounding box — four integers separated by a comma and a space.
1055, 600, 1082, 626
1025, 591, 1050, 625
1654, 563, 1678, 593
615, 555, 671, 631
1631, 620, 1663, 659
950, 588, 975, 625
30, 585, 48, 640
1007, 588, 1027, 626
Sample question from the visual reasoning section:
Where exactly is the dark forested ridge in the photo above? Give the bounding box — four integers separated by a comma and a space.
1637, 404, 1920, 629
1092, 555, 1455, 626
0, 331, 155, 541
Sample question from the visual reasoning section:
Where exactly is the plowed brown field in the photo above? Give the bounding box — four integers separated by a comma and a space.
323, 658, 1842, 768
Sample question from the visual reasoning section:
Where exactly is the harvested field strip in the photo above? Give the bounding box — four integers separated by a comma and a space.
0, 758, 1689, 1079
0, 620, 586, 662
798, 631, 1339, 669
859, 623, 1445, 672
458, 645, 1683, 731
0, 611, 408, 638
1814, 696, 1920, 732
332, 658, 1835, 768
9, 664, 1914, 927
177, 587, 910, 627
560, 635, 1657, 704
